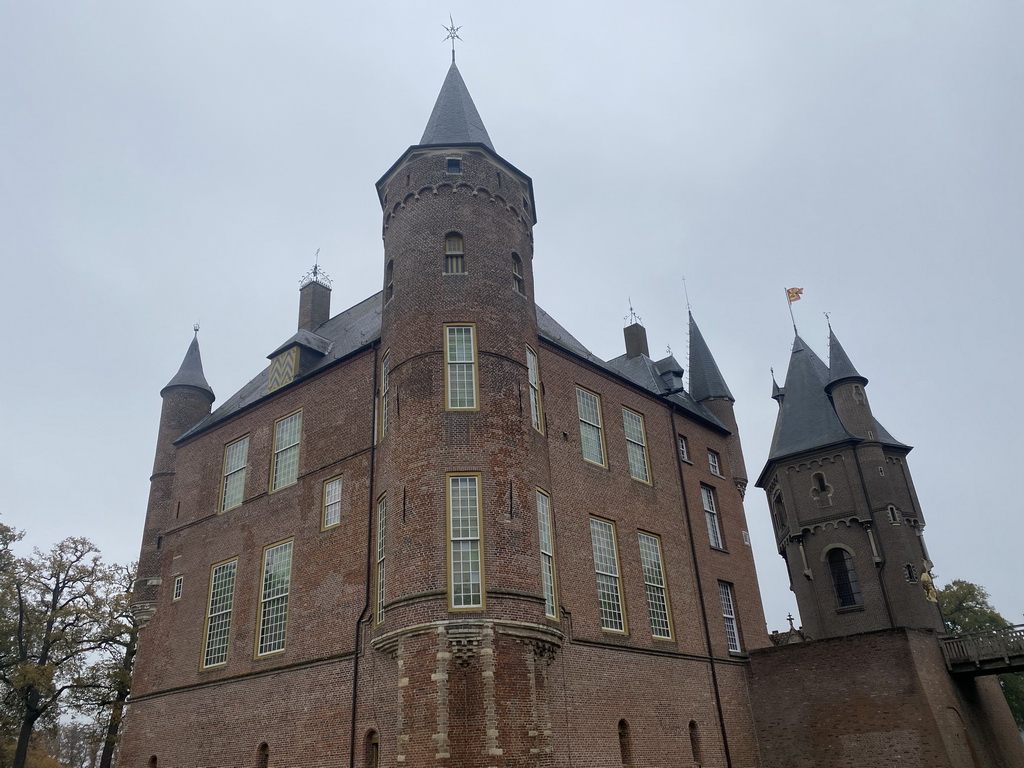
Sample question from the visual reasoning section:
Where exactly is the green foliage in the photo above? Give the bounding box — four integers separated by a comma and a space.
937, 578, 1024, 730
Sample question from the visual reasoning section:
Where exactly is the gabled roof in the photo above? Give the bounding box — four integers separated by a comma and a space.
162, 334, 214, 399
419, 62, 494, 150
687, 312, 734, 402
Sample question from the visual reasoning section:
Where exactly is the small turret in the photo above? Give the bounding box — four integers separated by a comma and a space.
825, 328, 875, 439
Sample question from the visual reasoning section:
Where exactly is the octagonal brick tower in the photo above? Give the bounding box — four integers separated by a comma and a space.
369, 60, 560, 766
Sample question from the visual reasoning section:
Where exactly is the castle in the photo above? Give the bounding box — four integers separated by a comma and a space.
120, 59, 1023, 768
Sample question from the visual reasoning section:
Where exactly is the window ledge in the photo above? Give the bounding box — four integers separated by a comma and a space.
728, 650, 749, 659
680, 458, 693, 465
836, 604, 865, 614
710, 546, 730, 554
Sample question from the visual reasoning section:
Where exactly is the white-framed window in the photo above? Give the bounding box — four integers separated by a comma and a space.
537, 489, 557, 619
202, 559, 237, 668
323, 476, 343, 529
220, 436, 249, 512
445, 325, 477, 410
701, 485, 723, 549
708, 450, 722, 476
172, 575, 183, 601
270, 412, 302, 491
512, 253, 525, 294
590, 518, 625, 632
376, 495, 386, 624
449, 474, 483, 609
257, 540, 293, 656
638, 532, 672, 639
527, 346, 543, 432
380, 352, 391, 438
718, 581, 741, 653
576, 388, 606, 466
444, 233, 465, 274
622, 409, 651, 483
678, 435, 689, 462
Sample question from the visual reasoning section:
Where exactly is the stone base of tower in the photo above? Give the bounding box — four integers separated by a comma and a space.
746, 627, 1024, 768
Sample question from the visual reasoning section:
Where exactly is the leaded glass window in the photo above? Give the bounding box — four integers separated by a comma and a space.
323, 477, 342, 529
537, 490, 556, 618
376, 495, 386, 623
527, 346, 543, 432
203, 560, 237, 667
380, 352, 391, 437
449, 475, 483, 609
577, 388, 605, 466
622, 409, 650, 483
638, 532, 671, 639
271, 412, 301, 491
257, 541, 293, 656
590, 518, 624, 632
446, 326, 477, 409
718, 581, 740, 652
221, 436, 249, 511
701, 485, 723, 549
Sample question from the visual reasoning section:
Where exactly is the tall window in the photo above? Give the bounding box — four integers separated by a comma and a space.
380, 352, 391, 437
444, 233, 465, 274
257, 540, 293, 656
323, 476, 342, 529
172, 575, 183, 601
701, 485, 723, 549
512, 253, 525, 294
708, 449, 722, 476
638, 532, 671, 639
590, 518, 625, 632
618, 720, 632, 767
449, 474, 483, 609
771, 492, 787, 532
220, 436, 249, 511
384, 260, 394, 303
677, 435, 689, 461
537, 490, 557, 618
622, 409, 651, 483
270, 412, 301, 491
827, 548, 862, 608
718, 581, 741, 652
376, 495, 387, 623
526, 346, 543, 432
202, 559, 237, 668
577, 388, 606, 466
445, 325, 477, 409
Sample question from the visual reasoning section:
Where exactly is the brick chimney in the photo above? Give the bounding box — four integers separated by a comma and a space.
624, 322, 649, 358
298, 279, 331, 331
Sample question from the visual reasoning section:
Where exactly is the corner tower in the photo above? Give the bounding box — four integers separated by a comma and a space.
756, 330, 943, 640
369, 60, 558, 766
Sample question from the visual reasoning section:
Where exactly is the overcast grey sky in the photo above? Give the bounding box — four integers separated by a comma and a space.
2, 2, 1021, 631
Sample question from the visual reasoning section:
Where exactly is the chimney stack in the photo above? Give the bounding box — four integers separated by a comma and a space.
624, 322, 650, 358
298, 277, 331, 331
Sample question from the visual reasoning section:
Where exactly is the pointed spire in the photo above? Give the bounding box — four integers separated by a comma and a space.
765, 334, 854, 462
419, 62, 494, 150
687, 312, 734, 402
771, 370, 784, 403
162, 328, 215, 399
826, 328, 868, 391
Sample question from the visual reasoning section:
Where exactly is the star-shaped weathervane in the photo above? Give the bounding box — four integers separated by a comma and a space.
443, 15, 462, 62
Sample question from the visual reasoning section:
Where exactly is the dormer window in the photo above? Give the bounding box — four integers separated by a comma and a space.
446, 158, 462, 174
444, 234, 465, 274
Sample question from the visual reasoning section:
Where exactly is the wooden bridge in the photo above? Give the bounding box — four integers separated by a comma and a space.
940, 624, 1024, 676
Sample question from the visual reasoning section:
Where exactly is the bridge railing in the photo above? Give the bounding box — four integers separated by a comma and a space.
940, 624, 1024, 674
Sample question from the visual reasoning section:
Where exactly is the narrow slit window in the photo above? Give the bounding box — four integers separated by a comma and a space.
577, 388, 606, 466
638, 532, 671, 639
527, 346, 543, 432
257, 541, 293, 656
537, 490, 557, 618
384, 260, 394, 303
221, 436, 249, 511
449, 474, 483, 609
172, 575, 183, 601
380, 352, 391, 437
445, 325, 477, 409
376, 495, 386, 623
202, 559, 237, 668
270, 412, 301, 491
590, 518, 625, 632
622, 409, 651, 483
444, 233, 465, 274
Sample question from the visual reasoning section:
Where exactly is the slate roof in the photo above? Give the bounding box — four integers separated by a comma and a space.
688, 312, 734, 402
163, 334, 214, 399
174, 298, 730, 442
419, 62, 494, 150
826, 328, 867, 389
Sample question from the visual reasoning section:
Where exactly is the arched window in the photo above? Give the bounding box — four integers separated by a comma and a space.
148, 757, 158, 768
688, 721, 702, 764
257, 743, 269, 768
384, 261, 394, 303
366, 730, 380, 768
512, 253, 525, 294
827, 548, 862, 608
444, 233, 465, 274
887, 505, 901, 525
617, 719, 632, 767
810, 472, 832, 507
813, 473, 827, 493
771, 492, 787, 531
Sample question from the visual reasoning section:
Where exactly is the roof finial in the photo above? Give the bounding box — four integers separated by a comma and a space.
625, 297, 642, 327
682, 275, 691, 312
823, 311, 831, 331
193, 322, 200, 337
300, 249, 332, 289
443, 15, 462, 63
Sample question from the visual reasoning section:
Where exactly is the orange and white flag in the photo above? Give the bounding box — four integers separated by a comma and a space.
786, 287, 804, 303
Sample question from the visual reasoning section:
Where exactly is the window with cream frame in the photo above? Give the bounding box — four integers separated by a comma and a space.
448, 473, 484, 609
220, 436, 249, 512
701, 485, 724, 550
202, 559, 237, 668
537, 489, 557, 619
576, 387, 606, 466
718, 581, 741, 652
322, 476, 343, 529
256, 540, 293, 656
270, 412, 302, 491
445, 325, 478, 410
637, 532, 672, 639
590, 517, 626, 632
622, 408, 651, 483
526, 346, 544, 432
380, 351, 391, 438
376, 495, 386, 624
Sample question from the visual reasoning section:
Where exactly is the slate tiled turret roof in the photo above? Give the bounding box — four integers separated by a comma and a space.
162, 334, 214, 399
826, 328, 868, 390
688, 312, 734, 402
419, 62, 494, 150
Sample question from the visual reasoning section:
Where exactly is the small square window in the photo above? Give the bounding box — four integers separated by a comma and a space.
446, 158, 462, 174
708, 450, 722, 476
172, 575, 183, 601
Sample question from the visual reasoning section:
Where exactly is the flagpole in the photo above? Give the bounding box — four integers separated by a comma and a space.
786, 288, 798, 336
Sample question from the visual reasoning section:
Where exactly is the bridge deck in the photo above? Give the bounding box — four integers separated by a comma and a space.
941, 624, 1024, 676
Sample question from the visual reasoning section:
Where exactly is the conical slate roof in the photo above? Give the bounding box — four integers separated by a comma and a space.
419, 62, 494, 150
163, 333, 214, 399
766, 336, 854, 461
826, 328, 868, 390
688, 312, 734, 402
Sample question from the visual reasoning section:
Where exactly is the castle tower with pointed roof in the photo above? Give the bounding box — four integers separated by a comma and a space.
755, 329, 943, 640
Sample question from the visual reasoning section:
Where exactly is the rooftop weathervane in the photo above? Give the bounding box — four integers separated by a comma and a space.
300, 248, 333, 289
443, 15, 462, 63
